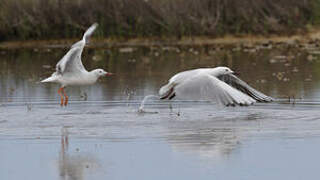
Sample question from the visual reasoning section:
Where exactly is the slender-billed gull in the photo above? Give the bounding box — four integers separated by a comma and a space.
41, 23, 113, 106
159, 67, 273, 106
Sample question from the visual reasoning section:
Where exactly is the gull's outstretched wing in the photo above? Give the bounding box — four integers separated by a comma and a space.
55, 23, 98, 75
83, 22, 98, 43
218, 74, 273, 102
55, 46, 85, 75
173, 74, 256, 106
71, 23, 98, 48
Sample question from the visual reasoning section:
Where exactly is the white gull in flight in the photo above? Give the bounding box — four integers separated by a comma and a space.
159, 67, 273, 106
41, 23, 113, 106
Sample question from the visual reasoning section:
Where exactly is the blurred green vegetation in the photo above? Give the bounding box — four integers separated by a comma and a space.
0, 0, 319, 41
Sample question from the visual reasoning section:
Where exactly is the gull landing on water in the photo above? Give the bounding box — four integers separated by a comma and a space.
159, 67, 273, 106
41, 23, 113, 106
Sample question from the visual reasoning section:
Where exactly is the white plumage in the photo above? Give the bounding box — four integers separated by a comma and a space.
41, 23, 113, 106
159, 67, 273, 106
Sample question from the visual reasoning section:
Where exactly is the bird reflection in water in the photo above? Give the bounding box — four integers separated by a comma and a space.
167, 128, 240, 161
166, 113, 264, 161
59, 127, 100, 180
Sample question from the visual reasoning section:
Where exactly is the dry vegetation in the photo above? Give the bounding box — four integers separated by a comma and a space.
0, 0, 318, 41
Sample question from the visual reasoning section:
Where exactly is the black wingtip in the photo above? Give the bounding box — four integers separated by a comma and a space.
168, 93, 176, 100
160, 87, 175, 100
160, 96, 167, 100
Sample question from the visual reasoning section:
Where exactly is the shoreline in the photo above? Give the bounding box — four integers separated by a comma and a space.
1, 31, 320, 49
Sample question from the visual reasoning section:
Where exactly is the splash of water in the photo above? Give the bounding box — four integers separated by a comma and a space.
138, 95, 159, 113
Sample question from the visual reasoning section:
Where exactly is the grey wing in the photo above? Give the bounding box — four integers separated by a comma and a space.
169, 68, 207, 84
218, 74, 273, 102
55, 46, 86, 75
55, 23, 98, 75
71, 23, 98, 49
174, 74, 256, 106
83, 23, 98, 43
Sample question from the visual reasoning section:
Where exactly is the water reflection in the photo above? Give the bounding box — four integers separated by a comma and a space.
163, 111, 263, 160
59, 128, 99, 180
167, 127, 239, 160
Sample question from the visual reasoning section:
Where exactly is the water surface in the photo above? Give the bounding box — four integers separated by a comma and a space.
0, 45, 320, 180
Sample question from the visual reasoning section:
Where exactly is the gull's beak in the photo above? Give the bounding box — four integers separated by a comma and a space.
106, 72, 114, 76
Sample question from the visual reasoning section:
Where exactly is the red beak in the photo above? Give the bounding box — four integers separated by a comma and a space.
106, 72, 114, 76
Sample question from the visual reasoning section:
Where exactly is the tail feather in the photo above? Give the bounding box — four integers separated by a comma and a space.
41, 75, 58, 83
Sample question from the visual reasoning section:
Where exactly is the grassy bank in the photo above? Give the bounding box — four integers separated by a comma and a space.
0, 0, 319, 41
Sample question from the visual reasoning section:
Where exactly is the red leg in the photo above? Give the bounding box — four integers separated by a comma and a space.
58, 87, 64, 106
61, 88, 68, 106
65, 135, 69, 150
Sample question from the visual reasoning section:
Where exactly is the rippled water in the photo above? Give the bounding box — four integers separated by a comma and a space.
1, 45, 320, 180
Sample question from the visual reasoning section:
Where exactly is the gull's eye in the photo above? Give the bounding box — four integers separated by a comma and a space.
225, 69, 228, 72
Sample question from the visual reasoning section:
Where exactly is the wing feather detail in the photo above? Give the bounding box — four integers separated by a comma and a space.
218, 74, 273, 102
172, 74, 256, 106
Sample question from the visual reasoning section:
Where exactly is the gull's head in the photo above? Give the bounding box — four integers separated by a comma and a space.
214, 67, 235, 76
92, 69, 113, 78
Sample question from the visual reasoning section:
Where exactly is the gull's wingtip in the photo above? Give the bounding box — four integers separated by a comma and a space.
92, 22, 98, 27
83, 22, 99, 43
89, 23, 98, 30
